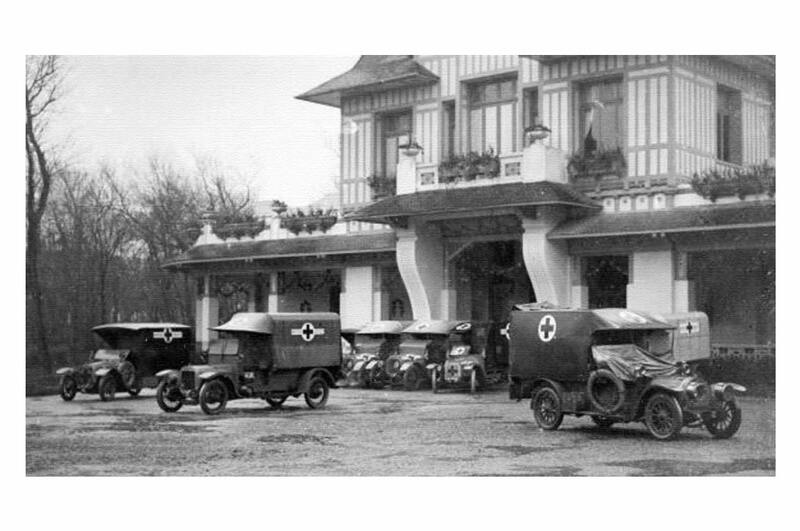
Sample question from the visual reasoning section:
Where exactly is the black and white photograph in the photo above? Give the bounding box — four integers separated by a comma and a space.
8, 2, 793, 529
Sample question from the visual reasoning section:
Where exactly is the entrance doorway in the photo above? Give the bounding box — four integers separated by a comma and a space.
454, 240, 534, 368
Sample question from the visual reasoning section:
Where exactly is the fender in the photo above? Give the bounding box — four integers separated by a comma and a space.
528, 378, 565, 408
400, 361, 414, 372
94, 367, 114, 378
156, 369, 179, 383
298, 368, 335, 393
365, 360, 378, 370
56, 367, 76, 376
352, 360, 366, 372
198, 371, 226, 381
711, 382, 747, 401
644, 376, 694, 395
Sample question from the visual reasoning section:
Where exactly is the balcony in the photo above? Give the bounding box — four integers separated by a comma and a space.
416, 152, 524, 191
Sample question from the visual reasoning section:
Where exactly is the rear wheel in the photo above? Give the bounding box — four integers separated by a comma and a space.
59, 375, 77, 401
644, 393, 683, 440
531, 386, 563, 430
304, 376, 329, 409
403, 365, 423, 391
265, 392, 288, 408
156, 381, 183, 412
702, 400, 742, 439
199, 379, 228, 415
98, 374, 117, 402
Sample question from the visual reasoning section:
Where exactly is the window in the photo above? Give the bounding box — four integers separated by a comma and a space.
468, 77, 517, 154
717, 85, 742, 164
523, 88, 539, 130
578, 78, 624, 154
442, 100, 456, 159
378, 111, 412, 178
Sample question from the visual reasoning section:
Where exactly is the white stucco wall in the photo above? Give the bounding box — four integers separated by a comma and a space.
339, 266, 374, 330
626, 250, 674, 313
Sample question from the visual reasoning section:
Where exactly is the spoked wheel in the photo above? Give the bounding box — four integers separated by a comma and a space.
156, 381, 183, 413
59, 375, 78, 401
702, 400, 742, 439
98, 374, 117, 402
118, 361, 137, 390
431, 367, 439, 394
531, 386, 563, 430
368, 365, 384, 389
265, 392, 288, 408
403, 365, 423, 391
591, 415, 616, 429
304, 376, 329, 409
199, 379, 228, 415
644, 393, 684, 440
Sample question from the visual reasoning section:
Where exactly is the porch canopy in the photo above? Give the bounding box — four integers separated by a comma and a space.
547, 200, 775, 240
296, 55, 439, 108
162, 232, 397, 270
345, 181, 600, 225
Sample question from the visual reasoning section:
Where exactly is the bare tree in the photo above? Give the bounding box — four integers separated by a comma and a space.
26, 55, 64, 370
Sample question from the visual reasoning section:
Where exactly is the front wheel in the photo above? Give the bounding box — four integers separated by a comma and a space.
403, 365, 423, 391
59, 375, 78, 401
644, 393, 684, 440
156, 381, 183, 413
304, 376, 329, 409
702, 400, 742, 439
265, 392, 288, 408
98, 374, 117, 402
531, 386, 564, 430
199, 379, 228, 415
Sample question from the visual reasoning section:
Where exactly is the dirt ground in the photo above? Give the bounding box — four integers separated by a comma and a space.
26, 386, 775, 476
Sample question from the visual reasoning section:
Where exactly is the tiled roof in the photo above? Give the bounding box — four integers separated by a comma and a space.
296, 55, 439, 107
346, 181, 600, 223
548, 200, 775, 239
162, 232, 397, 269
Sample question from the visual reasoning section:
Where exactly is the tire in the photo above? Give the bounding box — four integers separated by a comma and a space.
156, 381, 183, 413
59, 375, 77, 402
431, 367, 438, 394
643, 393, 684, 440
265, 392, 288, 408
403, 365, 423, 391
591, 415, 616, 429
127, 387, 141, 397
117, 360, 137, 389
368, 365, 384, 389
98, 374, 117, 402
304, 376, 329, 409
199, 379, 228, 415
587, 369, 626, 414
702, 400, 742, 439
531, 386, 564, 430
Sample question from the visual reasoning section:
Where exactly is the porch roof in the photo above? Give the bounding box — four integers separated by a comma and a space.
296, 55, 439, 107
162, 231, 397, 269
547, 200, 775, 240
345, 181, 600, 223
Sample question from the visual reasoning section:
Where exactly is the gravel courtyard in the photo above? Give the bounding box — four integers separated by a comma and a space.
26, 386, 775, 476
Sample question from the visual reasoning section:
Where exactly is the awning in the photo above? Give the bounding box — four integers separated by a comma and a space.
346, 181, 599, 223
162, 232, 397, 269
547, 200, 775, 240
296, 55, 439, 108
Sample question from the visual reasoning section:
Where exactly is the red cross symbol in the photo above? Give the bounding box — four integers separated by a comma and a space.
291, 322, 326, 342
154, 327, 183, 344
538, 314, 557, 342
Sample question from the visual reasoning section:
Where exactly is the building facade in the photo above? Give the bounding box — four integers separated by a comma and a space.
165, 55, 775, 359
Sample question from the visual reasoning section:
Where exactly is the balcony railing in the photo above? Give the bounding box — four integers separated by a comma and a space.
416, 152, 524, 190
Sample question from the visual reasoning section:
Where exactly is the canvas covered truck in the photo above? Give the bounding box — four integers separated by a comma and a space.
56, 323, 192, 402
508, 304, 745, 440
155, 312, 342, 415
347, 320, 410, 388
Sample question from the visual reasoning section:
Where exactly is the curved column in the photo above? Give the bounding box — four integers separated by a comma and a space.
520, 206, 570, 306
395, 221, 443, 320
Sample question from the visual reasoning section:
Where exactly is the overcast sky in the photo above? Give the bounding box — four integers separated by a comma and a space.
48, 55, 358, 206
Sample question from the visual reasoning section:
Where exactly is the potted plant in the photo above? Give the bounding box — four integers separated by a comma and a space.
524, 124, 551, 146
439, 154, 464, 183
475, 148, 500, 178
399, 139, 423, 157
366, 174, 396, 199
567, 147, 626, 179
